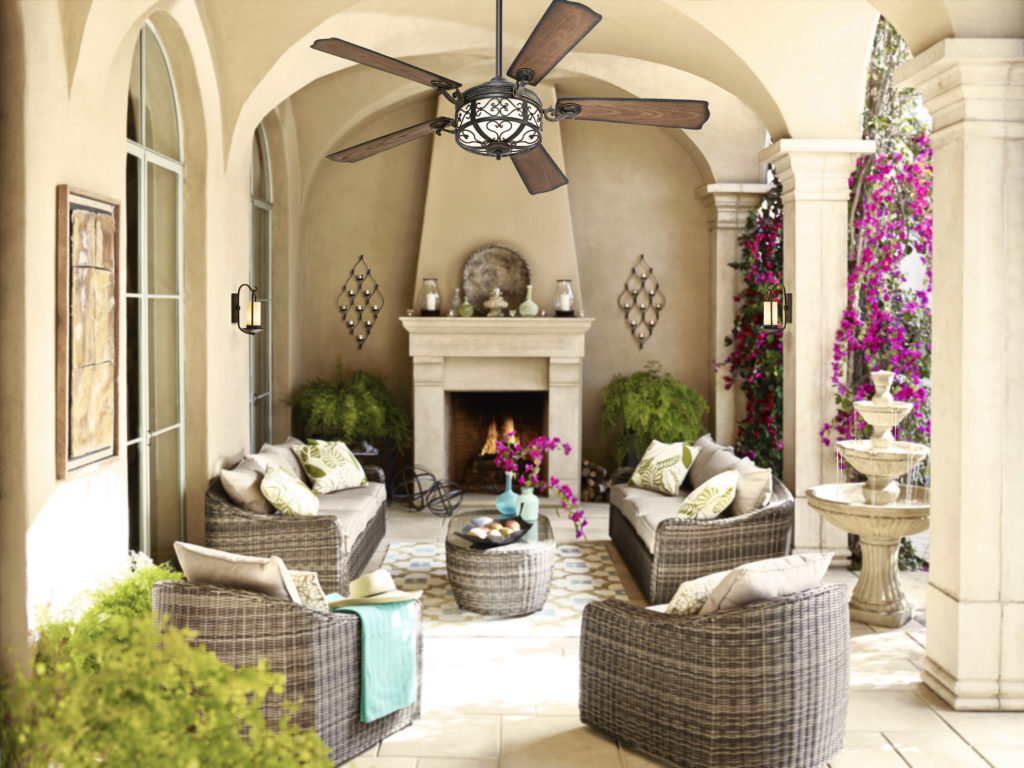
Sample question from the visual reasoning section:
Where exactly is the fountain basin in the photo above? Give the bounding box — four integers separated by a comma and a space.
853, 399, 913, 429
807, 482, 929, 627
836, 439, 930, 503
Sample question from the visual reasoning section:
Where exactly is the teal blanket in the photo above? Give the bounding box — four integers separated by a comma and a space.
333, 601, 418, 722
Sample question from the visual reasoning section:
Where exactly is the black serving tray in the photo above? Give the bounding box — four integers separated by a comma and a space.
455, 516, 533, 548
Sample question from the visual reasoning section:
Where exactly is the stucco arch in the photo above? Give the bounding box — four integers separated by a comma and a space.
871, 0, 1024, 54
221, 1, 788, 172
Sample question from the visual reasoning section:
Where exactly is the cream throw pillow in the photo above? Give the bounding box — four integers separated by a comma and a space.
291, 440, 367, 495
665, 569, 731, 615
261, 465, 318, 516
173, 541, 300, 603
732, 459, 773, 517
220, 455, 273, 515
629, 440, 700, 496
698, 552, 834, 615
678, 470, 738, 519
289, 570, 330, 612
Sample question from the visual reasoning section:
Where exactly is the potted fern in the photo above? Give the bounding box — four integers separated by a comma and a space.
599, 361, 708, 466
289, 362, 411, 453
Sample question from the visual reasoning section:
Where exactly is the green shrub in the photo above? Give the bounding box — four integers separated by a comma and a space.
290, 361, 411, 452
1, 555, 331, 766
3, 616, 330, 766
600, 361, 708, 466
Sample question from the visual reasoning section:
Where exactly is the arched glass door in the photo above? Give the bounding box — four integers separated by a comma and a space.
125, 24, 185, 561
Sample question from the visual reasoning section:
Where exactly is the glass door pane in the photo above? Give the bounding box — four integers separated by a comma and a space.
149, 427, 181, 563
148, 298, 180, 431
147, 163, 178, 295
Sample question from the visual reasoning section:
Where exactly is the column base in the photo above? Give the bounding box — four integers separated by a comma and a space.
923, 657, 1024, 711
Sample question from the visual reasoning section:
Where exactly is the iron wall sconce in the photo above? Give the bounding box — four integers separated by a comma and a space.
231, 283, 266, 335
337, 255, 384, 349
762, 285, 792, 334
618, 255, 664, 349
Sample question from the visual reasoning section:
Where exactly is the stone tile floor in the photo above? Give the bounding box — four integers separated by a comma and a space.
342, 499, 1023, 768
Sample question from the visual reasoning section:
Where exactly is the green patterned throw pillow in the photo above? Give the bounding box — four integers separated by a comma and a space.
678, 469, 739, 519
260, 464, 318, 516
289, 570, 329, 612
629, 440, 700, 496
665, 569, 731, 615
291, 441, 367, 495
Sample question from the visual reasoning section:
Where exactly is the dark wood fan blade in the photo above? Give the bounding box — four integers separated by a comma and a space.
328, 118, 452, 163
511, 145, 568, 195
506, 0, 601, 86
312, 38, 461, 90
555, 97, 710, 129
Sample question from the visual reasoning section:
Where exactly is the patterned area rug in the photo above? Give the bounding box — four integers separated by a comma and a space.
383, 541, 627, 637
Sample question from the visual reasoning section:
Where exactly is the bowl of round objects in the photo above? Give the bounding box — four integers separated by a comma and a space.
456, 515, 532, 548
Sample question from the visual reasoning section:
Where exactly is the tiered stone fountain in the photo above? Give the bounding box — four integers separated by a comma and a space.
807, 371, 930, 627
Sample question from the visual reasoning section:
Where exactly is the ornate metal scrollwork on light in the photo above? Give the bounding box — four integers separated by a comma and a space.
336, 255, 384, 349
454, 78, 544, 158
617, 255, 664, 349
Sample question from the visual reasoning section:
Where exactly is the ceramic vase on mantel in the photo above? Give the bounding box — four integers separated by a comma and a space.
496, 471, 518, 519
518, 284, 539, 317
516, 485, 540, 524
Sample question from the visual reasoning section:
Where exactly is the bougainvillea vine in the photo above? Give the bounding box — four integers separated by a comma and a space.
721, 178, 784, 477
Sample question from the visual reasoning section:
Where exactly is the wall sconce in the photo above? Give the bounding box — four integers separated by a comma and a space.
231, 283, 266, 335
762, 284, 792, 334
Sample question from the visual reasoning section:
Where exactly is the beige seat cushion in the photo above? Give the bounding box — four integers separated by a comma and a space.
220, 455, 273, 514
174, 540, 300, 603
317, 482, 386, 552
610, 483, 686, 554
699, 552, 833, 615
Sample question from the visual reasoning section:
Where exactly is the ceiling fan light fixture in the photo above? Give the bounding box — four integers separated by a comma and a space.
454, 77, 543, 158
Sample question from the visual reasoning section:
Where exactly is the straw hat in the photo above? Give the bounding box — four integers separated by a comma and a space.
330, 569, 422, 607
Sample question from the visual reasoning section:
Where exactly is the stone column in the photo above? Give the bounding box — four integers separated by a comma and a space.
897, 38, 1024, 711
411, 356, 447, 480
697, 183, 772, 445
758, 139, 874, 566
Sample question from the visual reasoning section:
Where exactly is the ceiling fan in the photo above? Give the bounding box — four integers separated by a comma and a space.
312, 0, 710, 194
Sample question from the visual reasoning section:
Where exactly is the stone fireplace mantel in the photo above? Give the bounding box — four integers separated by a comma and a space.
399, 316, 594, 498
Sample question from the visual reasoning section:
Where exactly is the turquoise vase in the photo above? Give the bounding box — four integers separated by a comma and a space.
516, 485, 540, 524
496, 471, 518, 519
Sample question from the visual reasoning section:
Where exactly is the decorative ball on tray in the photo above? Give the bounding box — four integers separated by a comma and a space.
457, 515, 531, 547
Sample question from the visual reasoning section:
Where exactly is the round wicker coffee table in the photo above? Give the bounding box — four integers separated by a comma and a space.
445, 511, 556, 616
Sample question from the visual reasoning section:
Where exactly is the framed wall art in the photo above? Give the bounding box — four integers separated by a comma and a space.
56, 185, 120, 478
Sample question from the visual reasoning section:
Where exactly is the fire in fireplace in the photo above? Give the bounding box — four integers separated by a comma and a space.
449, 392, 546, 491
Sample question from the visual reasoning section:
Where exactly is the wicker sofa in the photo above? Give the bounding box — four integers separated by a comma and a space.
206, 439, 387, 595
610, 435, 794, 604
153, 579, 421, 765
579, 583, 849, 768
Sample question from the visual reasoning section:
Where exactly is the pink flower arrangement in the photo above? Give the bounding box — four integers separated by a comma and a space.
494, 432, 587, 538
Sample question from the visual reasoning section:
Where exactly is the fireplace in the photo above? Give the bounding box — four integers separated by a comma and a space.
448, 392, 547, 490
399, 316, 594, 496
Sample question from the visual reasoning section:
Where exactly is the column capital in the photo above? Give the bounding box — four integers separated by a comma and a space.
759, 139, 875, 201
696, 183, 772, 228
895, 38, 1024, 138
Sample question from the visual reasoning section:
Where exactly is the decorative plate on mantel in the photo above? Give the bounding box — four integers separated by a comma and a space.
462, 244, 531, 315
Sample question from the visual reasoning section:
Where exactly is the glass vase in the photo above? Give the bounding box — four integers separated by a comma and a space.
496, 471, 518, 519
516, 484, 540, 524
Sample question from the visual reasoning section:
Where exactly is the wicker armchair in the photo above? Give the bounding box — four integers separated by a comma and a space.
610, 474, 795, 604
205, 476, 385, 595
580, 584, 849, 768
153, 579, 421, 765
